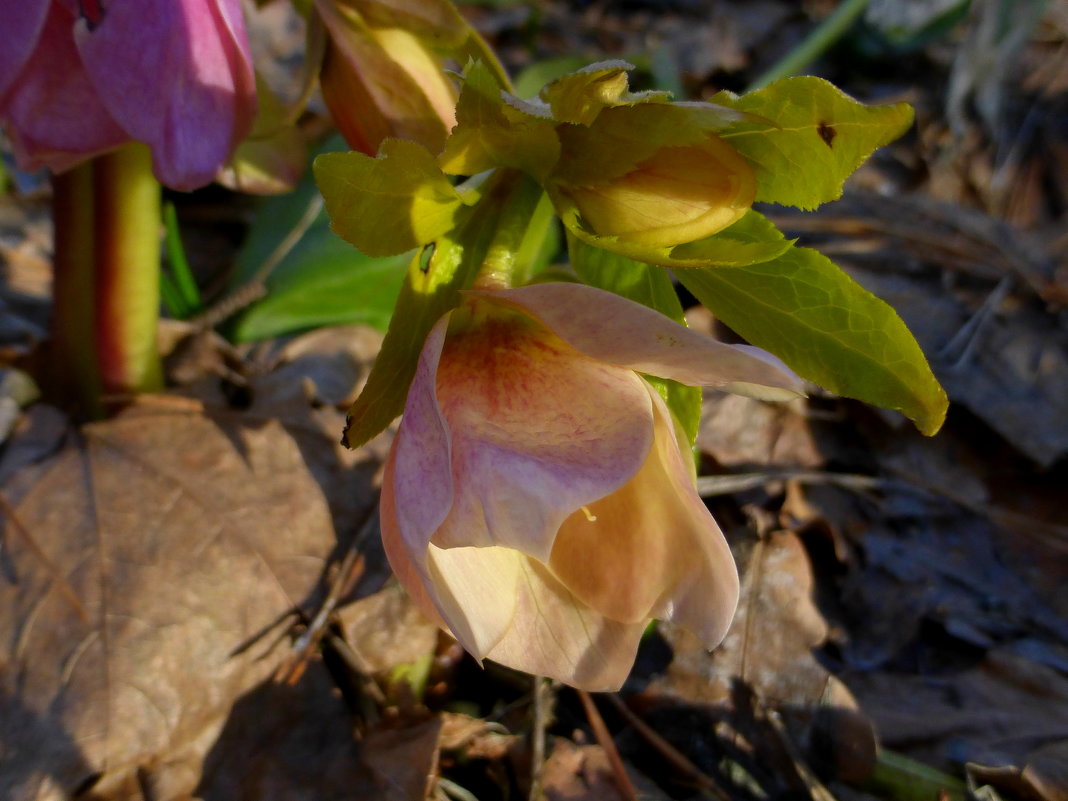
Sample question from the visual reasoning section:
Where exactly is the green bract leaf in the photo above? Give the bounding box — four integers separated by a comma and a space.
439, 61, 559, 179
711, 77, 914, 210
568, 235, 702, 447
562, 208, 792, 269
342, 173, 535, 448
540, 60, 671, 124
676, 246, 948, 436
314, 139, 464, 257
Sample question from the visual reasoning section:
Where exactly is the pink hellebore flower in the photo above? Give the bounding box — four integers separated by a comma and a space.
0, 0, 257, 191
381, 283, 804, 690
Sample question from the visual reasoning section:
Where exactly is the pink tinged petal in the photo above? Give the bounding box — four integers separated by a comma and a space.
0, 1, 127, 173
389, 314, 455, 557
475, 284, 805, 401
0, 0, 49, 100
74, 0, 257, 190
429, 300, 654, 562
384, 439, 522, 660
549, 384, 738, 646
383, 313, 523, 659
485, 558, 648, 691
379, 443, 447, 630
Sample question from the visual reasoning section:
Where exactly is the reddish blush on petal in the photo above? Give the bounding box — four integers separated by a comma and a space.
471, 284, 804, 401
429, 300, 654, 562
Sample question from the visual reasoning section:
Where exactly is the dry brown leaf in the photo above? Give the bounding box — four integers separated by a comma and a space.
969, 739, 1068, 801
845, 649, 1068, 771
190, 661, 370, 801
0, 402, 346, 799
338, 582, 440, 675
698, 394, 823, 471
653, 529, 855, 709
361, 717, 443, 801
539, 738, 669, 801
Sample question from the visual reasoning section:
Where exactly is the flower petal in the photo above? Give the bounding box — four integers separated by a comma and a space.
430, 298, 654, 562
388, 313, 455, 559
74, 0, 256, 190
473, 284, 804, 401
0, 1, 49, 101
550, 383, 738, 645
0, 2, 127, 173
426, 544, 521, 659
485, 557, 648, 691
646, 387, 738, 645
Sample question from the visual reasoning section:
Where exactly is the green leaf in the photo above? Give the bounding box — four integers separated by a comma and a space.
230, 243, 409, 342
314, 139, 464, 257
561, 208, 793, 269
676, 246, 947, 435
439, 60, 559, 179
342, 173, 525, 448
711, 77, 914, 210
227, 138, 411, 341
568, 235, 702, 447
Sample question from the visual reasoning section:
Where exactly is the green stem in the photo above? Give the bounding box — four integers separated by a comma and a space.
51, 162, 102, 418
93, 142, 164, 401
748, 0, 872, 90
472, 173, 550, 290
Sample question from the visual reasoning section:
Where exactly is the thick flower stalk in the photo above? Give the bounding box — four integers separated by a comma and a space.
0, 0, 256, 190
381, 282, 804, 690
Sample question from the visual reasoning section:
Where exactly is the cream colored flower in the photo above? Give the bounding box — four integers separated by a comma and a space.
381, 283, 802, 690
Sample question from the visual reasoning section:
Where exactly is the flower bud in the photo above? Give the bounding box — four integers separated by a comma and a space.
315, 0, 463, 155
558, 135, 756, 247
550, 101, 757, 248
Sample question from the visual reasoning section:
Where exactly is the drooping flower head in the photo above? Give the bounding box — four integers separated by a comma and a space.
0, 0, 257, 190
381, 282, 804, 690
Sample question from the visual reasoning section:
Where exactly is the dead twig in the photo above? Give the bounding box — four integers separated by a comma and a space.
577, 691, 639, 801
603, 694, 732, 801
528, 677, 553, 801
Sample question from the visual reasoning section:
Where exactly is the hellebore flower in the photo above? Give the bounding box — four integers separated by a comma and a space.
380, 283, 804, 690
0, 0, 257, 190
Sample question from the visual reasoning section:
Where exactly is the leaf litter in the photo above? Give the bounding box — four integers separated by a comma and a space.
3, 1, 1068, 799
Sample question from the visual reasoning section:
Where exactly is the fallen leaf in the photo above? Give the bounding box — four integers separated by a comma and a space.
540, 738, 670, 801
846, 649, 1068, 770
0, 402, 347, 798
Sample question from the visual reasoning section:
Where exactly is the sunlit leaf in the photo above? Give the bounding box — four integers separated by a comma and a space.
342, 173, 520, 448
676, 246, 948, 435
562, 208, 792, 269
711, 77, 914, 210
439, 60, 558, 178
315, 138, 464, 256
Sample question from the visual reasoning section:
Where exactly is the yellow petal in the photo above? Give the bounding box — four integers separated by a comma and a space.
485, 557, 647, 691
550, 384, 738, 645
426, 544, 521, 659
